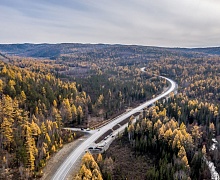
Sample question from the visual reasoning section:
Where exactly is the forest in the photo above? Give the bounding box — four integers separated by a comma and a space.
0, 45, 165, 179
0, 43, 219, 179
69, 45, 220, 180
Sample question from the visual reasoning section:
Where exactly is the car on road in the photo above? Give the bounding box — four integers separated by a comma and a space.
98, 144, 105, 148
94, 147, 102, 151
88, 147, 93, 150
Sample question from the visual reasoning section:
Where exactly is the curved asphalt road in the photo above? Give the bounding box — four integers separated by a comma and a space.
52, 68, 177, 180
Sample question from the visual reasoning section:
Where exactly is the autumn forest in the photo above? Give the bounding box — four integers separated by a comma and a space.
0, 44, 219, 180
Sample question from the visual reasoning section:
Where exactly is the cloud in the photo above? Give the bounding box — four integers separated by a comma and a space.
0, 0, 220, 47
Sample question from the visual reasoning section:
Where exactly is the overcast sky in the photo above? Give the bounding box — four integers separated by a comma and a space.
0, 0, 220, 47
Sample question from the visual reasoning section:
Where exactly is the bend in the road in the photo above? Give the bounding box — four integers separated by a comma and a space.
52, 68, 177, 180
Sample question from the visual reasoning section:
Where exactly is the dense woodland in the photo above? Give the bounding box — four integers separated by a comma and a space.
0, 46, 165, 179
0, 61, 89, 178
0, 44, 220, 179
79, 93, 219, 179
70, 46, 220, 179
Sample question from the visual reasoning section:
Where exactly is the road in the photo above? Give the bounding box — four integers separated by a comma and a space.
52, 68, 177, 180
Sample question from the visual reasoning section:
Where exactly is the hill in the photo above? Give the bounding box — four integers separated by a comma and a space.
0, 43, 219, 60
0, 43, 220, 179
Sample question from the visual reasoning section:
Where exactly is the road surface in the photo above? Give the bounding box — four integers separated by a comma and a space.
52, 68, 177, 180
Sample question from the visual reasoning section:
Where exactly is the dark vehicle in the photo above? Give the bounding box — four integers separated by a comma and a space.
88, 147, 93, 150
94, 147, 102, 151
81, 128, 84, 130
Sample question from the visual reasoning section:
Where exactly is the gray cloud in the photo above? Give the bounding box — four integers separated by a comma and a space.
0, 0, 220, 47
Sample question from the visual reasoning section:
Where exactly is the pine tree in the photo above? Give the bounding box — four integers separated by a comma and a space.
0, 95, 14, 150
77, 106, 83, 125
71, 104, 77, 123
24, 125, 37, 171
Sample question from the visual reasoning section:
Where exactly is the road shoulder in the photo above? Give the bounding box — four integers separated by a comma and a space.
40, 134, 89, 180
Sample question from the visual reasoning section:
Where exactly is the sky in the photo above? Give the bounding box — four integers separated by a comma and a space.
0, 0, 220, 47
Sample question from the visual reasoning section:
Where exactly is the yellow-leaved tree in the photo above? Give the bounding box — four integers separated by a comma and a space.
75, 152, 103, 180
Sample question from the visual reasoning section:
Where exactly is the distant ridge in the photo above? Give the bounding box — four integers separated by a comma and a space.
0, 43, 219, 59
